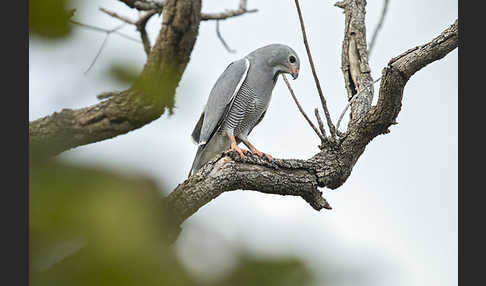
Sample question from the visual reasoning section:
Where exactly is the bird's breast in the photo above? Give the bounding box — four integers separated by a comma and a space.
222, 80, 269, 137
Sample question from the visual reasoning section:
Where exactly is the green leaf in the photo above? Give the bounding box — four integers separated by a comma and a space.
29, 0, 74, 38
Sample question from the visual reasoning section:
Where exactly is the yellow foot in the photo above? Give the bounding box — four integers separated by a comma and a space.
230, 142, 246, 159
249, 147, 273, 162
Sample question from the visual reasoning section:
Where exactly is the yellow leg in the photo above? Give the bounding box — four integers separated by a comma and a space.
228, 135, 247, 159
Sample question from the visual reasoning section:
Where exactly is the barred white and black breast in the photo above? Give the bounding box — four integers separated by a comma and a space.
221, 80, 267, 138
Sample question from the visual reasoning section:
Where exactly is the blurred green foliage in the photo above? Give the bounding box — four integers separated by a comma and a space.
29, 0, 75, 38
212, 256, 313, 286
30, 158, 315, 286
109, 64, 140, 86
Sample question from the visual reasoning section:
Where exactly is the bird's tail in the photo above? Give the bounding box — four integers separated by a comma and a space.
188, 135, 231, 178
188, 144, 205, 178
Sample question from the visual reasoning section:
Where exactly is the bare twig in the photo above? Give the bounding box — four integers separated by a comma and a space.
282, 74, 326, 143
314, 108, 327, 138
201, 0, 257, 20
336, 77, 381, 132
215, 20, 236, 53
118, 0, 164, 11
69, 20, 141, 43
293, 0, 336, 138
368, 0, 390, 56
99, 7, 136, 25
84, 33, 110, 74
203, 1, 256, 53
83, 23, 126, 74
100, 6, 158, 57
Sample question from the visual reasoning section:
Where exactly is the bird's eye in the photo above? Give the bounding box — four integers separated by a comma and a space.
289, 55, 296, 63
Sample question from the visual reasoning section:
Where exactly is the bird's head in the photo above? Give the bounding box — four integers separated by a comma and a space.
250, 44, 301, 80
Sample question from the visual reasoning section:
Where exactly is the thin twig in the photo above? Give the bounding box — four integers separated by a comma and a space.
84, 33, 110, 75
282, 74, 326, 142
293, 0, 336, 138
336, 77, 382, 132
201, 0, 257, 20
69, 20, 141, 43
216, 20, 236, 53
100, 6, 158, 57
314, 108, 327, 138
83, 23, 126, 74
99, 7, 136, 24
368, 0, 390, 56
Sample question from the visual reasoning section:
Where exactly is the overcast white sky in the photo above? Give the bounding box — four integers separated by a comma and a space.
30, 1, 457, 285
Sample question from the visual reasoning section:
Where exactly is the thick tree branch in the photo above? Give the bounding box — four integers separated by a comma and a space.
367, 19, 459, 136
30, 0, 457, 230
166, 152, 332, 225
336, 0, 374, 122
30, 0, 259, 155
30, 0, 202, 155
166, 12, 457, 226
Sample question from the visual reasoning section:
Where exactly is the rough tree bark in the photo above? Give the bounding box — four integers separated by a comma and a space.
166, 1, 458, 225
29, 0, 202, 156
29, 0, 458, 228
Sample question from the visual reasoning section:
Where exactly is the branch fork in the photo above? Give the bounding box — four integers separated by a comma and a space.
30, 0, 458, 230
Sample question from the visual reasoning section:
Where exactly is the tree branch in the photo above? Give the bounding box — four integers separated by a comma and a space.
336, 77, 381, 132
201, 0, 257, 21
31, 0, 457, 231
69, 20, 141, 43
29, 0, 202, 155
118, 0, 164, 11
100, 7, 136, 25
368, 19, 458, 136
166, 14, 457, 226
99, 6, 158, 56
135, 10, 159, 56
166, 151, 332, 225
294, 0, 336, 139
215, 20, 236, 53
282, 74, 327, 144
335, 0, 375, 123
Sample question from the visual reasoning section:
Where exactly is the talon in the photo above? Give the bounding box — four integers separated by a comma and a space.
230, 142, 246, 159
264, 153, 273, 162
247, 146, 262, 158
252, 149, 263, 158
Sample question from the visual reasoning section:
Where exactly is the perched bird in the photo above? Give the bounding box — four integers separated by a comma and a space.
189, 44, 300, 177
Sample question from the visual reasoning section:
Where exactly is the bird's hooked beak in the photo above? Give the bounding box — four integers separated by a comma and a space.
290, 66, 299, 79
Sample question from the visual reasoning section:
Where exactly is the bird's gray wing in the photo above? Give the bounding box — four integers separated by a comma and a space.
198, 58, 250, 145
191, 112, 204, 144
